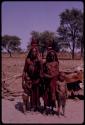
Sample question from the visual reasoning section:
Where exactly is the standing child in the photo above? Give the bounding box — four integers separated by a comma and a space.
56, 73, 68, 116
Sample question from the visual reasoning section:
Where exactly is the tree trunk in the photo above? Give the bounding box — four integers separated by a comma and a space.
9, 52, 12, 57
81, 40, 84, 58
8, 49, 12, 57
72, 38, 75, 60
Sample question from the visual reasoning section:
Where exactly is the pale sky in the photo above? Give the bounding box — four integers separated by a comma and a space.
2, 1, 83, 50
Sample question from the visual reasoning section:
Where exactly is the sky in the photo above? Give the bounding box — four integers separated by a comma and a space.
2, 1, 83, 50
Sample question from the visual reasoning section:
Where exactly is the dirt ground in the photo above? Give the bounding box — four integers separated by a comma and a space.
2, 98, 84, 124
1, 54, 84, 124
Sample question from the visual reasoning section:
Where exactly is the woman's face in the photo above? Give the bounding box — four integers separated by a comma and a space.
50, 52, 55, 61
31, 48, 37, 58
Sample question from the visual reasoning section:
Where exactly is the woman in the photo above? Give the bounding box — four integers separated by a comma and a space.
22, 45, 42, 112
43, 50, 59, 113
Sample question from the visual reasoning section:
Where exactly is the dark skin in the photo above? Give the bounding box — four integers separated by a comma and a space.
44, 51, 59, 78
22, 48, 38, 88
43, 50, 59, 113
56, 74, 67, 116
23, 47, 44, 111
30, 48, 38, 60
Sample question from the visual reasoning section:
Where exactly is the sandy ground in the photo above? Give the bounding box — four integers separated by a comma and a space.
2, 98, 84, 124
1, 55, 84, 124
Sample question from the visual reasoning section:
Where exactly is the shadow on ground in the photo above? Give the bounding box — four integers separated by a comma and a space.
15, 102, 24, 113
68, 94, 84, 100
15, 102, 60, 116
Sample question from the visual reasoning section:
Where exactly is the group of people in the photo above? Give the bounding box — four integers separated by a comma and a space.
22, 39, 67, 116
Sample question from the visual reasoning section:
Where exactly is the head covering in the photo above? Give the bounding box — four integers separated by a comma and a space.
31, 38, 38, 47
47, 46, 52, 52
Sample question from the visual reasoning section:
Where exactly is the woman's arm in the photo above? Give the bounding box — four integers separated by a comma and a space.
22, 58, 30, 89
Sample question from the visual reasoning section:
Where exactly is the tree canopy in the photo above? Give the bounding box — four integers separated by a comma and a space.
27, 31, 61, 56
57, 8, 83, 59
2, 35, 21, 56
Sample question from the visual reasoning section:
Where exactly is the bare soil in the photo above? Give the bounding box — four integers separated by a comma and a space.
1, 54, 84, 124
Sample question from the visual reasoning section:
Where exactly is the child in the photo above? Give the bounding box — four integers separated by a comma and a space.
22, 75, 32, 114
56, 73, 67, 116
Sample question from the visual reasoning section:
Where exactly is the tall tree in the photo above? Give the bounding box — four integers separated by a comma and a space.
2, 35, 21, 57
57, 8, 83, 59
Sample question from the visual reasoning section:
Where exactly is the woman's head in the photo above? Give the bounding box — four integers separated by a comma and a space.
46, 50, 58, 62
27, 47, 38, 60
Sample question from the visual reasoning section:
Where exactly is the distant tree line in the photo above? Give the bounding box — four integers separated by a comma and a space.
27, 31, 61, 57
2, 8, 83, 59
2, 35, 22, 57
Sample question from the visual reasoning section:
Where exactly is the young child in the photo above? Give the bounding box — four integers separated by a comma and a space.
22, 75, 32, 114
56, 73, 67, 116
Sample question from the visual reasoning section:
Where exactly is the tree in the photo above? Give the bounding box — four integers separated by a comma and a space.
57, 8, 83, 59
2, 35, 21, 57
30, 31, 40, 41
52, 37, 61, 52
40, 31, 55, 47
39, 31, 56, 56
27, 31, 61, 57
27, 31, 40, 50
